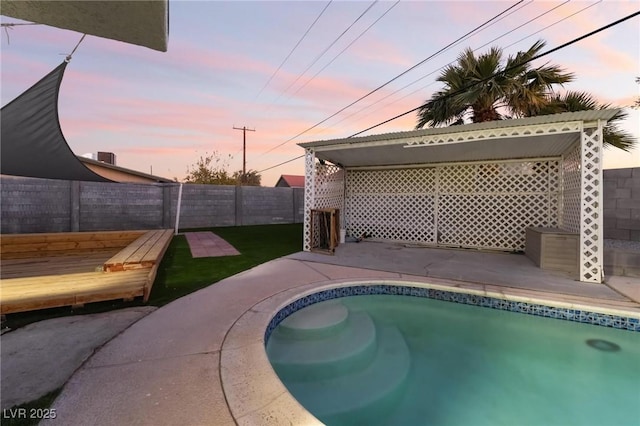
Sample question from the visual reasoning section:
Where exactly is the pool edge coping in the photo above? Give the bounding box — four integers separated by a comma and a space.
219, 278, 640, 425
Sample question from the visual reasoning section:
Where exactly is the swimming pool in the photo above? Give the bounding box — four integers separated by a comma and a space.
265, 287, 640, 426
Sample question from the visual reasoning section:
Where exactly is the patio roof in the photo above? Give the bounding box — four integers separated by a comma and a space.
299, 110, 619, 168
1, 0, 169, 52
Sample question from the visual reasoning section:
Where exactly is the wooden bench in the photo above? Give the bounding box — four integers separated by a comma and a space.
103, 229, 174, 272
103, 229, 174, 301
1, 230, 145, 259
0, 229, 174, 314
0, 269, 151, 315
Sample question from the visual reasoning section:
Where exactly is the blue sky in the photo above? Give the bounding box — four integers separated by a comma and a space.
1, 0, 638, 186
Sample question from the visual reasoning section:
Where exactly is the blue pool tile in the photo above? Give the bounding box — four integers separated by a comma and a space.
264, 284, 639, 344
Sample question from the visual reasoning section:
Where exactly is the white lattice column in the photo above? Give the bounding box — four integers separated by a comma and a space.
303, 149, 316, 251
579, 122, 604, 283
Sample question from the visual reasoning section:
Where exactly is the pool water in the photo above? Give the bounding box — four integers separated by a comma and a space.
266, 295, 640, 426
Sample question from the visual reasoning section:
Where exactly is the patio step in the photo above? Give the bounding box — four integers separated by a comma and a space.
267, 308, 377, 381
285, 325, 411, 425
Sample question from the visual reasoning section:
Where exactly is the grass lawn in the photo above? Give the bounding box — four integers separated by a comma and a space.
1, 223, 303, 423
150, 223, 303, 305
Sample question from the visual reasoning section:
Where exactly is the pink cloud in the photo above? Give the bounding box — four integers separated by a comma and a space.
63, 68, 124, 91
93, 37, 278, 80
118, 146, 205, 156
349, 36, 415, 68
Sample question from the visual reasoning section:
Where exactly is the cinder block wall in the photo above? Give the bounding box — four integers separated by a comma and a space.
0, 176, 305, 234
4, 168, 635, 237
0, 176, 71, 233
603, 167, 640, 241
79, 181, 164, 231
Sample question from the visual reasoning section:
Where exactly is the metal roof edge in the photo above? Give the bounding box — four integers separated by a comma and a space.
298, 109, 621, 149
78, 156, 173, 183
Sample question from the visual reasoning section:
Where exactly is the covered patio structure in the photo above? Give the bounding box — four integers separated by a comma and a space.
300, 110, 619, 284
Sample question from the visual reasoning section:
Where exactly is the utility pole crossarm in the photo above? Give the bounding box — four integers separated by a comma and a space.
233, 126, 256, 181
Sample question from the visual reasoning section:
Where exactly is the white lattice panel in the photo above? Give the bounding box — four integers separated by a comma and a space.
303, 149, 316, 251
437, 161, 559, 250
405, 121, 582, 146
345, 160, 559, 250
560, 142, 581, 233
438, 193, 550, 249
548, 161, 560, 228
346, 168, 436, 243
579, 125, 604, 282
314, 164, 344, 210
303, 154, 344, 252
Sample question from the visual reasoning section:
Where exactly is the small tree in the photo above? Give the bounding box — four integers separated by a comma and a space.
233, 170, 262, 186
184, 151, 236, 185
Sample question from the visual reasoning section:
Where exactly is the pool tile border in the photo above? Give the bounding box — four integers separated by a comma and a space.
265, 284, 640, 342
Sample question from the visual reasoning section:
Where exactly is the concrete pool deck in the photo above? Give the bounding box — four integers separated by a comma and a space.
44, 242, 640, 425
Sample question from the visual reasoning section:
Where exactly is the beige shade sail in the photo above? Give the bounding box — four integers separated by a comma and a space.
1, 0, 169, 52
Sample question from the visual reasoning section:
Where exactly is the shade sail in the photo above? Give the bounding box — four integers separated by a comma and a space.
1, 0, 169, 52
1, 61, 113, 182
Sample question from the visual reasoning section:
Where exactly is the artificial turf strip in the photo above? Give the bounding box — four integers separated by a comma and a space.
148, 223, 303, 306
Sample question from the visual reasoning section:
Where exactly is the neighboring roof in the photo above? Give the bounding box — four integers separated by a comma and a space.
276, 175, 305, 187
1, 1, 169, 52
298, 110, 620, 168
1, 62, 112, 183
78, 157, 173, 183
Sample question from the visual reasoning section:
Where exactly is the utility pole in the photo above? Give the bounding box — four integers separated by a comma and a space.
233, 126, 255, 183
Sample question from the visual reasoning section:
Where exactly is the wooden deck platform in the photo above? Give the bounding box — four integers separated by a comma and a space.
0, 230, 174, 315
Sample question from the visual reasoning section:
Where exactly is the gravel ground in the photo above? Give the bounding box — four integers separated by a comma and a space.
604, 239, 640, 252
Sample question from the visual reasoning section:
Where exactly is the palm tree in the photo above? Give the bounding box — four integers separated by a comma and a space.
536, 91, 636, 151
416, 40, 636, 151
416, 40, 573, 128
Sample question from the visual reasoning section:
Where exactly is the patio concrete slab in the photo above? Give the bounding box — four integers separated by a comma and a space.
288, 241, 630, 301
1, 306, 155, 410
86, 258, 328, 367
17, 246, 640, 425
606, 275, 640, 303
47, 353, 234, 426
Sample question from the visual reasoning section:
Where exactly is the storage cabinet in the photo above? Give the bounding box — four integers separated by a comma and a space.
525, 227, 578, 277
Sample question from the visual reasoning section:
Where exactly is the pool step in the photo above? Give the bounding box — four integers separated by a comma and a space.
268, 310, 377, 381
284, 325, 411, 424
277, 299, 349, 339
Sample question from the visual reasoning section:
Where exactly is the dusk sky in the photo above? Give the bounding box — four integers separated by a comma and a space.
1, 1, 639, 186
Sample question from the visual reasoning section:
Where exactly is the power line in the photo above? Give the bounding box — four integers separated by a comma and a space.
329, 0, 541, 128
336, 0, 584, 129
257, 155, 305, 173
290, 0, 401, 99
256, 1, 332, 98
257, 0, 527, 157
502, 0, 602, 50
271, 0, 379, 106
259, 9, 639, 173
349, 10, 640, 137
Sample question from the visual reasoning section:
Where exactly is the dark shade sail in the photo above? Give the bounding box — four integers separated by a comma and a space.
1, 61, 112, 182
